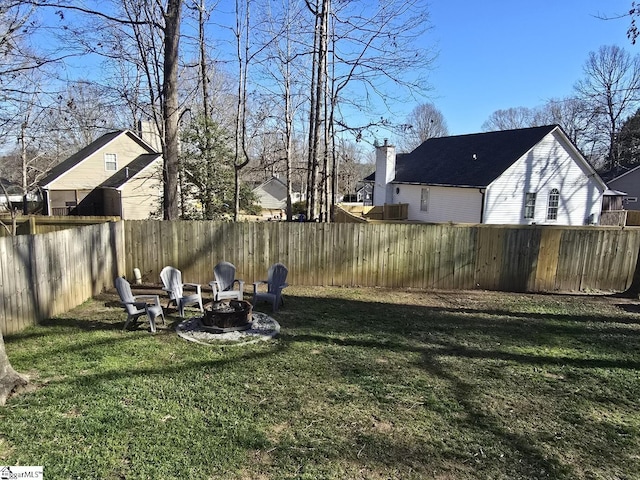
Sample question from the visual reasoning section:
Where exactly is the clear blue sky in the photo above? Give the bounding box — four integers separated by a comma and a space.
423, 0, 634, 135
35, 0, 635, 143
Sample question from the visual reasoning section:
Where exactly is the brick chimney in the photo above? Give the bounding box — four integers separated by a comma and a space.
374, 139, 396, 205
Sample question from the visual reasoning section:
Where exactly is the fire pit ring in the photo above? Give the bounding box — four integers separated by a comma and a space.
176, 311, 280, 346
201, 299, 253, 333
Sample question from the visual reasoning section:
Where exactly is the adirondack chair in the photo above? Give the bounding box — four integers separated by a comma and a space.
252, 263, 289, 312
209, 261, 245, 301
160, 266, 204, 317
115, 276, 165, 333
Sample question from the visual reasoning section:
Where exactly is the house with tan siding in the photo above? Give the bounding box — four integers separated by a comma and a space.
40, 130, 163, 219
365, 125, 607, 225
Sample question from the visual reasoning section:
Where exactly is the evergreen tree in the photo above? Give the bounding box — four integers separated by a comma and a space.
618, 108, 640, 168
180, 116, 235, 219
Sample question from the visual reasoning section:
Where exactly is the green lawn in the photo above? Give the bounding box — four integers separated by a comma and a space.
2, 286, 640, 479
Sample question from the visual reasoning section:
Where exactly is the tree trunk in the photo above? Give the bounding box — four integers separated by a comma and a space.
0, 331, 28, 406
285, 73, 293, 222
198, 0, 210, 120
233, 0, 250, 221
20, 121, 29, 215
306, 0, 329, 222
163, 0, 183, 220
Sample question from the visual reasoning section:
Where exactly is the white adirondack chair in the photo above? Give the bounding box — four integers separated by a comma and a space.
252, 263, 289, 312
209, 261, 244, 301
160, 266, 204, 317
115, 277, 165, 333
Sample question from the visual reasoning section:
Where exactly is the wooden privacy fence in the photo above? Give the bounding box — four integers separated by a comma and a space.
0, 215, 119, 237
4, 220, 640, 335
600, 210, 640, 227
123, 220, 640, 294
0, 222, 125, 335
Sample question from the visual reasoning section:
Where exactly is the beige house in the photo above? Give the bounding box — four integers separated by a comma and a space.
40, 130, 163, 219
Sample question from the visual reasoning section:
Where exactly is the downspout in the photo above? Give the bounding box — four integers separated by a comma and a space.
44, 188, 51, 216
479, 188, 485, 223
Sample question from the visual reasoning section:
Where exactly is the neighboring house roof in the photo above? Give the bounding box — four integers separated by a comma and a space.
39, 130, 158, 188
99, 153, 162, 188
0, 178, 40, 203
601, 163, 640, 184
0, 177, 22, 195
253, 177, 287, 210
365, 125, 585, 188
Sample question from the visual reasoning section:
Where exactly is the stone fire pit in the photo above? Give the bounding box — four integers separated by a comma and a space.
201, 299, 253, 333
176, 311, 280, 346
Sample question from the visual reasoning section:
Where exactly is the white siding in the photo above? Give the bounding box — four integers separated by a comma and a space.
483, 130, 603, 225
392, 184, 482, 223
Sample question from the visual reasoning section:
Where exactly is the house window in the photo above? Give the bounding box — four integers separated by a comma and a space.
420, 188, 429, 212
524, 192, 536, 219
547, 189, 560, 220
105, 153, 117, 171
627, 197, 638, 203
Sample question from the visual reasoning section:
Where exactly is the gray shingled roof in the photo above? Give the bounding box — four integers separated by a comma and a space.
0, 177, 22, 195
366, 125, 558, 188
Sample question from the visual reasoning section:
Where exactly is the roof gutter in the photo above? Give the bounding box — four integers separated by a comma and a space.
390, 181, 487, 189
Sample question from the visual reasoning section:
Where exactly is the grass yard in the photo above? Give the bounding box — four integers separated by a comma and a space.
1, 286, 640, 479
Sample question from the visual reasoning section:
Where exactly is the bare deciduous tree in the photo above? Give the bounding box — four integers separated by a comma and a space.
0, 0, 33, 405
481, 106, 539, 132
32, 0, 185, 219
302, 0, 434, 221
480, 96, 605, 168
575, 45, 640, 171
399, 102, 448, 152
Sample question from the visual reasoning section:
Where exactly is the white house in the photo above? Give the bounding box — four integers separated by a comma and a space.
0, 178, 40, 211
365, 125, 607, 225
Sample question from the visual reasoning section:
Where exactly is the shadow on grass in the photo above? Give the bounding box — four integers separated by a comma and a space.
9, 288, 640, 478
616, 303, 640, 316
36, 340, 287, 394
17, 289, 640, 370
280, 332, 640, 371
271, 293, 640, 478
418, 352, 574, 478
280, 294, 640, 357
